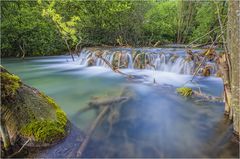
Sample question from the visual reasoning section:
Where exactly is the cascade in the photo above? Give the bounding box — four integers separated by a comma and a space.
77, 48, 217, 75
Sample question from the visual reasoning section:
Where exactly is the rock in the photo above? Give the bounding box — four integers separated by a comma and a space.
0, 66, 69, 147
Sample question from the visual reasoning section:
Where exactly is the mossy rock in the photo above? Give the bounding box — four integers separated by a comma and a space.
0, 67, 69, 147
176, 87, 193, 97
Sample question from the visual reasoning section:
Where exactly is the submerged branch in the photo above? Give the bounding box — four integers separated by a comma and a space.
76, 106, 109, 157
73, 88, 133, 157
192, 90, 223, 102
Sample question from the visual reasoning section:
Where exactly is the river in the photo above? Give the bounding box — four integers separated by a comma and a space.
1, 48, 238, 158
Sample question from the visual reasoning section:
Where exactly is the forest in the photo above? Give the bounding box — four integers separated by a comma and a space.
1, 0, 239, 158
1, 0, 228, 57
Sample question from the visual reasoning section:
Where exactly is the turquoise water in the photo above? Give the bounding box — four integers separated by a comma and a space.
1, 55, 238, 158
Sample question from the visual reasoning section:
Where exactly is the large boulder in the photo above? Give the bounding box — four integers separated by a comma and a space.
0, 66, 69, 147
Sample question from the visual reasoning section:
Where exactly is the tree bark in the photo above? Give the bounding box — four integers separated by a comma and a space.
227, 0, 240, 136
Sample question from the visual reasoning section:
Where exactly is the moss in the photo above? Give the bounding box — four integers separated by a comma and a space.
41, 93, 59, 109
176, 87, 193, 97
20, 119, 65, 142
20, 93, 67, 143
1, 72, 21, 99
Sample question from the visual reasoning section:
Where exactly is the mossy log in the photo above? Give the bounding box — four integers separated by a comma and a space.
0, 67, 69, 149
176, 87, 223, 102
176, 87, 193, 97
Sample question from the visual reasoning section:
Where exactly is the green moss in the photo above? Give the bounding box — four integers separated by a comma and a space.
20, 93, 67, 143
176, 87, 193, 97
20, 119, 65, 142
42, 94, 59, 109
1, 72, 21, 99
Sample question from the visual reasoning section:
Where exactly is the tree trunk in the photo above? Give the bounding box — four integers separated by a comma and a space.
64, 38, 75, 61
227, 0, 240, 137
19, 44, 26, 59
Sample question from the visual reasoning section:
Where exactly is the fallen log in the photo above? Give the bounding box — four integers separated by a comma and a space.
177, 87, 223, 103
89, 96, 129, 107
76, 106, 109, 157
75, 96, 129, 115
73, 88, 134, 157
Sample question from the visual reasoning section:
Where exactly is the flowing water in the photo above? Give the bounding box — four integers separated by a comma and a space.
1, 48, 238, 158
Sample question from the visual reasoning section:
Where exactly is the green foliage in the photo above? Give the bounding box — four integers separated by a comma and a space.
41, 0, 80, 48
1, 1, 228, 57
1, 1, 65, 57
176, 87, 193, 97
144, 1, 178, 43
0, 69, 21, 99
191, 1, 227, 44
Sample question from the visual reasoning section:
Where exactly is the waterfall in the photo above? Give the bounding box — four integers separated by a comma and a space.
127, 52, 133, 69
77, 48, 217, 75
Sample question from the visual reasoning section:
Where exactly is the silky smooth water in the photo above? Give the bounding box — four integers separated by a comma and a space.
1, 53, 238, 158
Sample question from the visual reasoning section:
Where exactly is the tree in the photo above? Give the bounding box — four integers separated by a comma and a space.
144, 1, 178, 45
39, 0, 81, 61
191, 2, 223, 45
1, 1, 64, 57
227, 0, 240, 137
177, 0, 198, 43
